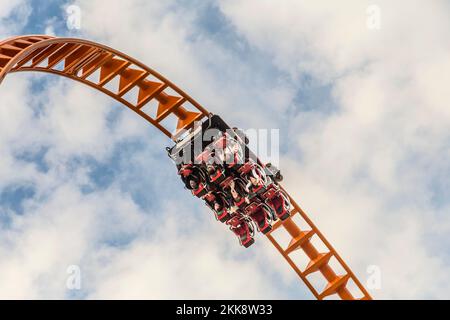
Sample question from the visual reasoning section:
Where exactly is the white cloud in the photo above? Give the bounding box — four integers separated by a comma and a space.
0, 0, 299, 300
82, 207, 286, 299
219, 0, 450, 298
0, 183, 147, 299
0, 0, 31, 37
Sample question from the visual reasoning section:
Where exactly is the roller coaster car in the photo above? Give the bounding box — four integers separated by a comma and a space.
178, 164, 208, 198
262, 185, 291, 221
213, 131, 245, 165
206, 164, 226, 185
203, 191, 232, 223
239, 160, 290, 220
227, 214, 255, 248
196, 148, 228, 185
192, 183, 208, 198
220, 177, 249, 209
243, 200, 273, 234
242, 162, 269, 200
237, 161, 254, 175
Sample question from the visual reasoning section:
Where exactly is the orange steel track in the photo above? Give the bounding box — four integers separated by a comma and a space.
0, 35, 372, 300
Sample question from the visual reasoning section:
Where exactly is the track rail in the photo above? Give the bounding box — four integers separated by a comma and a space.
0, 35, 372, 300
0, 35, 209, 139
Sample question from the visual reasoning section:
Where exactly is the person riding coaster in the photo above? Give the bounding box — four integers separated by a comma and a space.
203, 191, 232, 223
239, 160, 269, 187
178, 163, 208, 198
212, 132, 245, 169
206, 163, 227, 185
261, 185, 291, 221
221, 177, 249, 210
242, 161, 291, 221
224, 178, 273, 234
195, 146, 228, 186
202, 186, 254, 248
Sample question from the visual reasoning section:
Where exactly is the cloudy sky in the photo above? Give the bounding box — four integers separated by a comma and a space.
0, 0, 449, 299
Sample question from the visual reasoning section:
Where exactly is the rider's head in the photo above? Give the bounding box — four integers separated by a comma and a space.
214, 202, 223, 211
207, 164, 216, 174
249, 175, 259, 186
189, 178, 198, 190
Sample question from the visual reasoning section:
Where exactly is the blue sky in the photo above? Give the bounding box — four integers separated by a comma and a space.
0, 0, 449, 299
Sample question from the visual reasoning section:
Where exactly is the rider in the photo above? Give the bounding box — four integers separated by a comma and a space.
205, 191, 231, 223
246, 171, 267, 199
245, 168, 290, 221
179, 164, 208, 198
206, 163, 226, 185
228, 179, 248, 209
204, 188, 254, 247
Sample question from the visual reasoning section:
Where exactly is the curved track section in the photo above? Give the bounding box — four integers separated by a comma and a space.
0, 35, 209, 139
0, 35, 372, 300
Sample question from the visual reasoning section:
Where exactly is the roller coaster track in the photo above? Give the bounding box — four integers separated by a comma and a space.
0, 35, 372, 300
